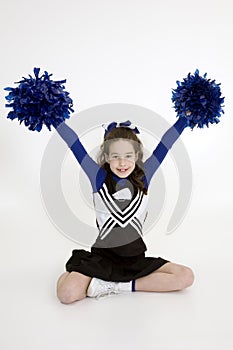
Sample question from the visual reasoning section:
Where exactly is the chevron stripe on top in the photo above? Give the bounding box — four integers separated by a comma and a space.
101, 183, 140, 215
99, 184, 144, 227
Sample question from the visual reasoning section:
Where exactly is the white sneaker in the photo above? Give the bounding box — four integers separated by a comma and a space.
87, 278, 121, 299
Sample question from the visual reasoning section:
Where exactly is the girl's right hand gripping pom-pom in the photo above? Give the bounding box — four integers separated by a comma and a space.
4, 67, 74, 132
172, 69, 225, 129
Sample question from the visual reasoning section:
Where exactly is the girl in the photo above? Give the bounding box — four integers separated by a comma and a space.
56, 118, 194, 303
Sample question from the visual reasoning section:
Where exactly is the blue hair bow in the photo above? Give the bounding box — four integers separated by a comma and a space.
102, 120, 140, 137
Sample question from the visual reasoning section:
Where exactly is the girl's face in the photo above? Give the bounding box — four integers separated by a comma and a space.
105, 139, 138, 178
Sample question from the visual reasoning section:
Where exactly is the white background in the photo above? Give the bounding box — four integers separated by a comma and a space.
0, 1, 233, 349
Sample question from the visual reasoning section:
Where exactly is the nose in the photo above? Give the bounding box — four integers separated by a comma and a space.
119, 157, 126, 165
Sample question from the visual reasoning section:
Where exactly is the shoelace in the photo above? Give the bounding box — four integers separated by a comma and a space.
95, 282, 120, 300
95, 290, 119, 300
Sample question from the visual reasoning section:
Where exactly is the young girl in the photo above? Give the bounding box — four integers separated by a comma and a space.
56, 117, 194, 303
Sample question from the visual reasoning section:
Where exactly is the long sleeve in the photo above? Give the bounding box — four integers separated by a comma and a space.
143, 117, 187, 187
56, 122, 107, 192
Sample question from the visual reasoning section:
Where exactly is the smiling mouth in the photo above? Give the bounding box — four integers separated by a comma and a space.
117, 168, 129, 173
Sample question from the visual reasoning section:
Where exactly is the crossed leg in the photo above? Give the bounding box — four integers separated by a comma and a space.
135, 262, 195, 292
57, 271, 91, 304
57, 262, 194, 304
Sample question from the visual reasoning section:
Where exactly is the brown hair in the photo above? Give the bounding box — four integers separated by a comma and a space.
97, 127, 147, 195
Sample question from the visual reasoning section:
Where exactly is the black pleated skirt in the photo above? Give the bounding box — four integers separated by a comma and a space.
65, 246, 169, 282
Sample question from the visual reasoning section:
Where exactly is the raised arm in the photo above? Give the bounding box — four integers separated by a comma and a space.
143, 117, 187, 187
5, 69, 224, 191
56, 122, 107, 192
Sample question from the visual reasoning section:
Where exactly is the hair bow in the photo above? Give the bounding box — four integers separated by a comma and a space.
102, 120, 140, 137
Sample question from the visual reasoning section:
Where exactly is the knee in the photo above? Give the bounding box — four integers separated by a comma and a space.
178, 266, 195, 290
56, 274, 87, 304
57, 285, 86, 304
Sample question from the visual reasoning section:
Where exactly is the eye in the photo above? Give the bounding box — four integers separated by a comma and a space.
110, 155, 118, 160
125, 154, 134, 159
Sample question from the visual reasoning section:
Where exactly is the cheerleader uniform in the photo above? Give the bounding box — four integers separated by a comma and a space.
56, 118, 186, 282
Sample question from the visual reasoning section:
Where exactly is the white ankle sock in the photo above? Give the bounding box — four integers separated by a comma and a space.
117, 281, 132, 292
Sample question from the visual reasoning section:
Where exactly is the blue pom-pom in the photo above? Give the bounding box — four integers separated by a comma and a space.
4, 68, 74, 132
172, 69, 225, 129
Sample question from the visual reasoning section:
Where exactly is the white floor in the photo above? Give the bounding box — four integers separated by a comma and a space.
1, 190, 233, 350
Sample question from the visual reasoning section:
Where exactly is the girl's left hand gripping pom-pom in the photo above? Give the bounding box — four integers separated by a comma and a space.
4, 68, 74, 132
172, 69, 225, 129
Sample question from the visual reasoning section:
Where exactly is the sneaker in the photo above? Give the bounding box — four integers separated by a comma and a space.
87, 278, 121, 299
